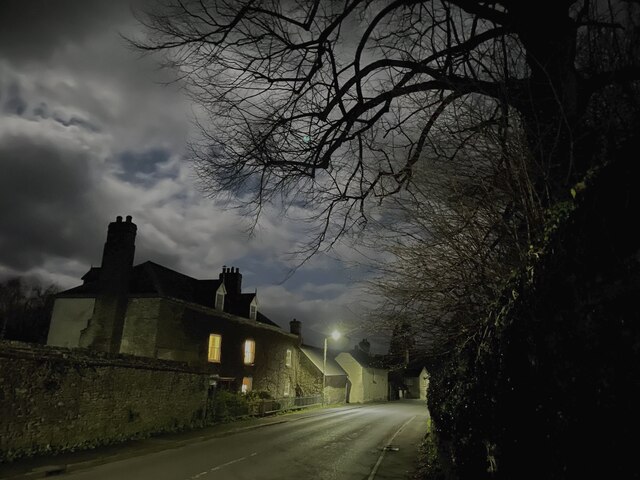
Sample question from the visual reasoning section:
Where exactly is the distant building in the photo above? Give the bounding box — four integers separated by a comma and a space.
47, 216, 304, 399
404, 364, 429, 400
298, 345, 348, 404
335, 339, 389, 403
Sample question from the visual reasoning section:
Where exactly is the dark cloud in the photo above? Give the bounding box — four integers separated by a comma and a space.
0, 131, 104, 270
0, 0, 138, 64
0, 0, 371, 340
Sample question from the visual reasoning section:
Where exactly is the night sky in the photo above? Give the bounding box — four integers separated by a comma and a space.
0, 0, 376, 350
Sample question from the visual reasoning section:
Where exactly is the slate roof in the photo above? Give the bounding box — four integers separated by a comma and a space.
224, 292, 256, 317
299, 345, 348, 377
58, 261, 280, 328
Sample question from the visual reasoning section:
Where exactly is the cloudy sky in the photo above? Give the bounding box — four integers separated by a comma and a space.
0, 0, 382, 350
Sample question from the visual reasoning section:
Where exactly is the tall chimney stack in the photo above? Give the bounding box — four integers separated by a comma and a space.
219, 265, 242, 295
79, 215, 137, 352
289, 318, 302, 345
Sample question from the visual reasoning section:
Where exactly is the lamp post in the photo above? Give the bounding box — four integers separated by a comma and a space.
322, 330, 341, 406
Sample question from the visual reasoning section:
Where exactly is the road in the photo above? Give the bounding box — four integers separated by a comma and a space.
52, 400, 428, 480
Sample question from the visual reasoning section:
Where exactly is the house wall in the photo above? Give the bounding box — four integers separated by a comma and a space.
48, 295, 310, 402
363, 367, 388, 402
324, 376, 347, 404
336, 353, 364, 403
296, 354, 347, 403
419, 369, 429, 400
0, 342, 208, 463
47, 298, 95, 348
151, 298, 301, 399
119, 298, 161, 357
336, 353, 388, 403
297, 352, 323, 396
405, 368, 429, 400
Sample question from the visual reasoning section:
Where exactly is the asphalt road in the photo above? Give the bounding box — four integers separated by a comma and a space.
51, 400, 428, 480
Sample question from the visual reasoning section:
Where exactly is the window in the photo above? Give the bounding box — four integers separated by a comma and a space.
284, 377, 291, 397
241, 376, 252, 393
285, 349, 292, 367
207, 334, 222, 363
243, 339, 255, 365
249, 304, 257, 320
215, 292, 224, 311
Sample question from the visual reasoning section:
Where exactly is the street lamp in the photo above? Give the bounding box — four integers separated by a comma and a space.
322, 330, 341, 406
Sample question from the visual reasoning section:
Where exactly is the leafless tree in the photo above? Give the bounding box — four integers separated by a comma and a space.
359, 102, 538, 355
0, 277, 58, 344
133, 0, 639, 253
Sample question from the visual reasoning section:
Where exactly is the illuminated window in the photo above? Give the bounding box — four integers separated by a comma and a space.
207, 334, 222, 363
284, 377, 291, 397
243, 339, 255, 365
249, 304, 257, 320
215, 292, 224, 311
241, 376, 253, 393
285, 349, 292, 367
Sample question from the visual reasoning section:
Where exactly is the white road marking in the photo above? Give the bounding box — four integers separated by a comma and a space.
185, 455, 249, 478
367, 415, 416, 480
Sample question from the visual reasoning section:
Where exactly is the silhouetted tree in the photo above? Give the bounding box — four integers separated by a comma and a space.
0, 277, 58, 344
363, 106, 535, 355
133, 0, 640, 252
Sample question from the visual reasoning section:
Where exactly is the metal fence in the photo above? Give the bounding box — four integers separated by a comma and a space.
248, 394, 323, 416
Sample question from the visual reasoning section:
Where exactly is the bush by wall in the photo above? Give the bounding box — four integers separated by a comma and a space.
426, 148, 640, 479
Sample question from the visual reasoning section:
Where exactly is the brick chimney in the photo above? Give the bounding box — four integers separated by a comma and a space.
79, 215, 136, 352
357, 338, 371, 355
289, 318, 302, 344
219, 265, 242, 295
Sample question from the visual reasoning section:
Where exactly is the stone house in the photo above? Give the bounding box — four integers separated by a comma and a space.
404, 364, 429, 400
336, 340, 389, 403
47, 216, 304, 399
298, 344, 349, 404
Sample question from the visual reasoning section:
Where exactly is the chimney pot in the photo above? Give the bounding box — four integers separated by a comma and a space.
116, 216, 123, 222
126, 215, 132, 223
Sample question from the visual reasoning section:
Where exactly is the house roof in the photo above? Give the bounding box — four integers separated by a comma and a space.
299, 345, 348, 377
347, 348, 388, 370
224, 292, 256, 317
57, 261, 279, 329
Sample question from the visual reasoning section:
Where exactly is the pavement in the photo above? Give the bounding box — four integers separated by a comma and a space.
0, 404, 363, 480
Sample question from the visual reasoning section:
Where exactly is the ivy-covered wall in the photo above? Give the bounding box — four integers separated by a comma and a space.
0, 342, 208, 462
426, 151, 640, 479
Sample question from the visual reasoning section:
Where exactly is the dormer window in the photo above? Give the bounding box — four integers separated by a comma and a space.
215, 292, 224, 311
249, 296, 258, 320
215, 284, 226, 311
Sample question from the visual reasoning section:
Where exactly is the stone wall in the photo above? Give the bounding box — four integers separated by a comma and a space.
297, 353, 347, 403
0, 342, 208, 463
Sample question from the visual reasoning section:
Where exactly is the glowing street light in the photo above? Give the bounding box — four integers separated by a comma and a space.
322, 330, 341, 406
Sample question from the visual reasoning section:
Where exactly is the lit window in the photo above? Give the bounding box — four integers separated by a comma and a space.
249, 304, 257, 320
284, 377, 291, 397
241, 376, 253, 393
208, 334, 222, 363
285, 349, 292, 367
243, 339, 255, 365
215, 292, 224, 311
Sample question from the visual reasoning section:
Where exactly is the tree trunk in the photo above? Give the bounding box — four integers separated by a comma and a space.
511, 3, 583, 203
